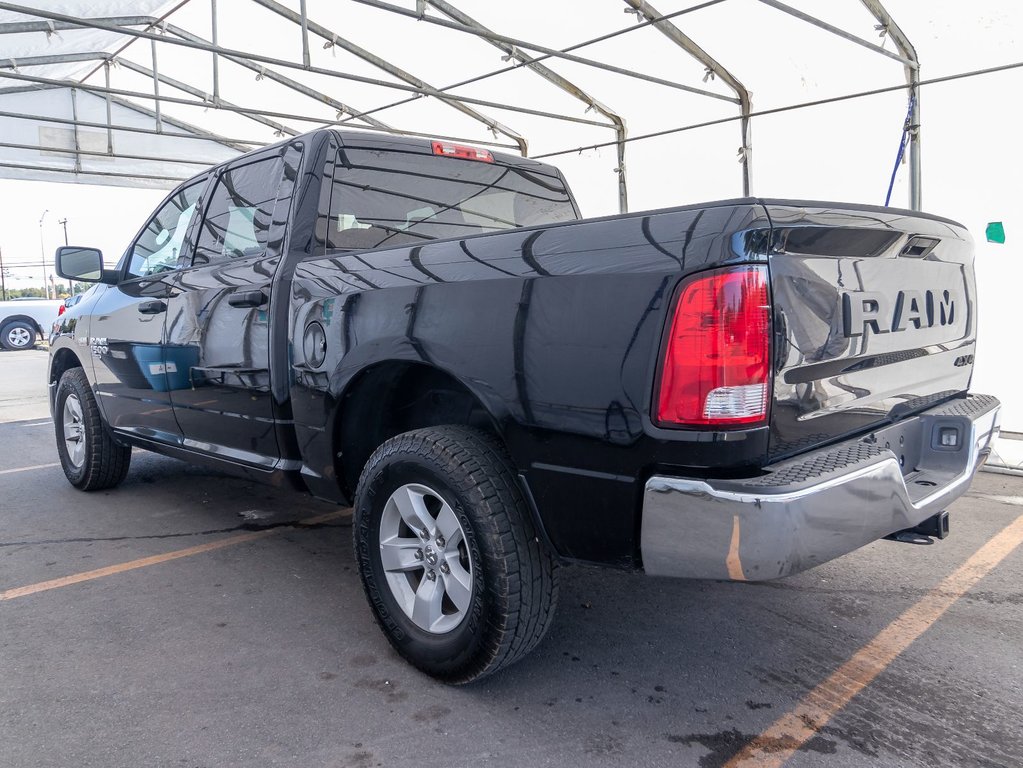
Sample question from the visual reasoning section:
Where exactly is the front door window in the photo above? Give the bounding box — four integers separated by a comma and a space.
126, 180, 205, 278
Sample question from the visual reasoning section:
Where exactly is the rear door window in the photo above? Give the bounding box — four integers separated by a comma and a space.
323, 148, 576, 251
193, 155, 286, 266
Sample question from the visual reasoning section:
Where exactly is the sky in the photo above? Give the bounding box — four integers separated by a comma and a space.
0, 0, 1020, 427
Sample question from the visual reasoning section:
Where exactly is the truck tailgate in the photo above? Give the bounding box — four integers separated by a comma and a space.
764, 201, 977, 460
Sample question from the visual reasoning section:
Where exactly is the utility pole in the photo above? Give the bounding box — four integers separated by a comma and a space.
58, 218, 71, 294
0, 246, 7, 302
38, 209, 50, 299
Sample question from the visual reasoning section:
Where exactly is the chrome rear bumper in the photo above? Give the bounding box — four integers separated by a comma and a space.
641, 394, 1001, 580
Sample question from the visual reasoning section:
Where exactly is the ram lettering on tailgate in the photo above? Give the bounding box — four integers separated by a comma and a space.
842, 288, 958, 337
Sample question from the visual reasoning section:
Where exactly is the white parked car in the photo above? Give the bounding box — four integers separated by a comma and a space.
0, 298, 63, 350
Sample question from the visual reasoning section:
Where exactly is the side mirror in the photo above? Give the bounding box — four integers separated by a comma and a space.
56, 246, 109, 283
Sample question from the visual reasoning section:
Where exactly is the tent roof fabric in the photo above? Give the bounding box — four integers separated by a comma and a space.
0, 0, 920, 206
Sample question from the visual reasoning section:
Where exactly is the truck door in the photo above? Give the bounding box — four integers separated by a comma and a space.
89, 178, 207, 442
161, 146, 298, 469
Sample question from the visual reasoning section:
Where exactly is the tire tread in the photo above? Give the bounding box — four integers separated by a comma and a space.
56, 368, 131, 491
355, 425, 559, 683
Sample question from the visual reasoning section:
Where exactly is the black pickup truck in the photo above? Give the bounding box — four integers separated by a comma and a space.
50, 129, 1000, 683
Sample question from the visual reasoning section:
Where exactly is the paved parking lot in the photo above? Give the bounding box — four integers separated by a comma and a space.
2, 349, 1021, 768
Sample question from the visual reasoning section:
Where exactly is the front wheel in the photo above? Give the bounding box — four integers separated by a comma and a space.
54, 367, 131, 490
1, 321, 36, 350
354, 426, 559, 684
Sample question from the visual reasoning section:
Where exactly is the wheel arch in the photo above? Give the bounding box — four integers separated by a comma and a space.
332, 359, 510, 500
48, 346, 85, 415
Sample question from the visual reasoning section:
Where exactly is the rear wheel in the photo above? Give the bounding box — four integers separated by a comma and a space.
55, 367, 131, 490
1, 321, 36, 350
354, 425, 559, 684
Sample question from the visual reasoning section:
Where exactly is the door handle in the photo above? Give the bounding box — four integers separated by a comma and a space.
137, 300, 167, 315
228, 290, 268, 309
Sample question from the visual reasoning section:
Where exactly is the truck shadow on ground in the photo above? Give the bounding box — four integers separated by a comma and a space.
13, 452, 1019, 768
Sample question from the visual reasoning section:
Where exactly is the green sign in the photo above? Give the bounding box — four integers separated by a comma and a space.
985, 222, 1006, 244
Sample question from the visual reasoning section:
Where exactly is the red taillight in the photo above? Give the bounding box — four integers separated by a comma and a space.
431, 140, 494, 163
656, 265, 770, 427
58, 303, 66, 315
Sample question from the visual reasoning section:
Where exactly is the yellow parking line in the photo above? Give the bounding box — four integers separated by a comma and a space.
725, 513, 1023, 768
0, 462, 61, 476
0, 510, 349, 601
726, 515, 746, 581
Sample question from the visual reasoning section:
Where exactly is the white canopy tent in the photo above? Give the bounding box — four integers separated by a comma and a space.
0, 0, 926, 208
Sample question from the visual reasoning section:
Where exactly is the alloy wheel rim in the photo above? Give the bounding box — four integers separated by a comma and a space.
378, 482, 473, 634
62, 394, 86, 468
8, 327, 31, 347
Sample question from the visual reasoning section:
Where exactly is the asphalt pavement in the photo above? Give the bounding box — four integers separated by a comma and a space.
1, 349, 1021, 768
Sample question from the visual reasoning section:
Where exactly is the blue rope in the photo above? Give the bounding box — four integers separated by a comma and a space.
885, 94, 916, 206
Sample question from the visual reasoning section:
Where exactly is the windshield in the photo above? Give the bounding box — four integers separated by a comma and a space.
323, 147, 577, 251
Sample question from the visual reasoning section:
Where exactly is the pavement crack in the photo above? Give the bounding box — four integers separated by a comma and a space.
0, 517, 351, 548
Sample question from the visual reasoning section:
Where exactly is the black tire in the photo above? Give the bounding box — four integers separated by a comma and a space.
0, 320, 36, 351
54, 367, 131, 491
354, 426, 559, 684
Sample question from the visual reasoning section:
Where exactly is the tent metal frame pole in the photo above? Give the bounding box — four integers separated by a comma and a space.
752, 0, 919, 208
150, 37, 162, 133
623, 0, 753, 196
169, 23, 608, 129
298, 0, 311, 68
103, 61, 113, 154
860, 0, 921, 210
0, 108, 263, 148
757, 0, 917, 68
0, 16, 154, 33
69, 87, 82, 172
427, 0, 630, 212
211, 0, 220, 100
0, 0, 923, 206
0, 69, 525, 151
0, 5, 612, 137
351, 0, 736, 102
333, 0, 734, 129
0, 160, 187, 183
161, 23, 395, 131
0, 57, 297, 137
116, 59, 297, 137
248, 0, 529, 155
0, 5, 536, 123
0, 139, 215, 166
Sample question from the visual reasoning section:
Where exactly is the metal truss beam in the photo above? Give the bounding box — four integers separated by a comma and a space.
105, 90, 251, 151
0, 68, 523, 152
757, 0, 917, 69
173, 13, 605, 131
0, 108, 264, 149
351, 0, 737, 103
0, 68, 287, 138
623, 0, 753, 196
160, 23, 393, 132
114, 58, 298, 137
0, 139, 214, 166
249, 0, 528, 155
0, 51, 110, 68
0, 16, 153, 34
0, 6, 607, 137
0, 159, 184, 183
427, 0, 629, 212
859, 0, 921, 209
174, 19, 606, 131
